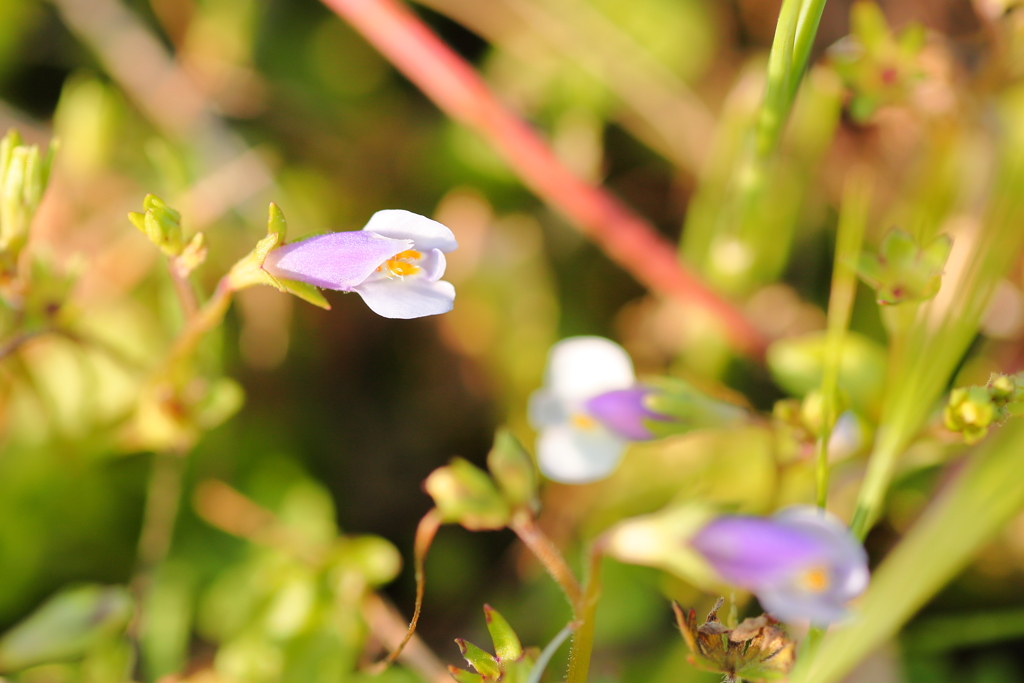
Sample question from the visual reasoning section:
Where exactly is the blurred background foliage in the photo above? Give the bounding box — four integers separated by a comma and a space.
5, 0, 1024, 682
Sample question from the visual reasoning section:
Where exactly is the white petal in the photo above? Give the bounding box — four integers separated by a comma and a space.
528, 390, 567, 428
362, 210, 458, 252
353, 277, 455, 319
536, 423, 628, 484
419, 249, 446, 282
546, 337, 636, 403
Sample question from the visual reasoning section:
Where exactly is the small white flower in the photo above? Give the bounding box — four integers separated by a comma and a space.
528, 337, 640, 484
263, 210, 458, 319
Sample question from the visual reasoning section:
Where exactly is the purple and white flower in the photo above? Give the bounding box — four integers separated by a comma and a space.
263, 209, 458, 319
691, 506, 869, 624
528, 337, 666, 484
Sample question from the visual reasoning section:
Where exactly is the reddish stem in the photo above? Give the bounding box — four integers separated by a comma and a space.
319, 0, 767, 358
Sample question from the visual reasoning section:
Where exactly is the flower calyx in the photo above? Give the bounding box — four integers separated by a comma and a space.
828, 1, 927, 122
856, 228, 951, 305
944, 373, 1024, 444
424, 458, 511, 531
226, 203, 330, 309
674, 597, 796, 683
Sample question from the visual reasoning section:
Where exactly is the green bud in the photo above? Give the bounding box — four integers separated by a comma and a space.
988, 373, 1017, 406
0, 129, 57, 273
767, 331, 887, 415
333, 535, 402, 587
486, 430, 536, 509
857, 229, 952, 305
128, 194, 185, 257
0, 585, 133, 672
424, 459, 510, 531
483, 605, 523, 662
456, 639, 502, 680
945, 386, 997, 444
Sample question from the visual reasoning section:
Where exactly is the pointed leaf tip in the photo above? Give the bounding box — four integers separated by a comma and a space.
456, 639, 501, 679
482, 605, 523, 662
268, 202, 287, 238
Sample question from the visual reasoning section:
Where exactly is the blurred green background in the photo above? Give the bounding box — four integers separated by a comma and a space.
4, 0, 1024, 681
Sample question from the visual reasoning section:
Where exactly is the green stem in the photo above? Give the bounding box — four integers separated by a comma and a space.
816, 168, 870, 509
511, 512, 583, 611
161, 275, 234, 374
565, 546, 603, 683
850, 425, 906, 539
128, 448, 188, 647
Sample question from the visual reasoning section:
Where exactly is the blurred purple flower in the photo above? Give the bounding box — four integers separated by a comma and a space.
263, 209, 457, 319
692, 507, 869, 624
528, 337, 667, 484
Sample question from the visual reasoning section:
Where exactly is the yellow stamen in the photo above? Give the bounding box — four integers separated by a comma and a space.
378, 249, 423, 278
571, 413, 598, 430
800, 566, 831, 593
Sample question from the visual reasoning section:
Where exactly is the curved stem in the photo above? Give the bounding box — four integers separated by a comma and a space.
378, 508, 443, 668
510, 511, 583, 610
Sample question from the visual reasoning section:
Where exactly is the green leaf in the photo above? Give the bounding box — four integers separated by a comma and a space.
278, 278, 331, 309
448, 665, 485, 683
0, 585, 133, 672
483, 605, 523, 662
456, 639, 501, 679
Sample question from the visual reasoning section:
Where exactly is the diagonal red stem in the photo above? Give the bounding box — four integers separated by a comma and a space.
319, 0, 767, 358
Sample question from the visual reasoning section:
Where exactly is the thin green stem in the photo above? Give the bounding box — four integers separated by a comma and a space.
526, 620, 579, 683
510, 511, 583, 611
160, 275, 234, 375
128, 448, 188, 648
815, 168, 870, 509
564, 546, 603, 683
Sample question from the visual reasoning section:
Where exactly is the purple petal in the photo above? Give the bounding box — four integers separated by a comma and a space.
692, 507, 869, 625
692, 516, 828, 586
585, 389, 666, 440
263, 231, 410, 290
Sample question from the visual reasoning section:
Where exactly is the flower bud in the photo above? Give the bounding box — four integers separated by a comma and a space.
856, 229, 952, 306
423, 459, 510, 531
767, 331, 887, 415
0, 129, 56, 275
128, 194, 185, 257
945, 386, 999, 444
486, 429, 537, 509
